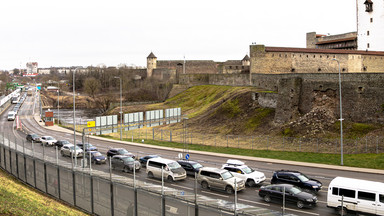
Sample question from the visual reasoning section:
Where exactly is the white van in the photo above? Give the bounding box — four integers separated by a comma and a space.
7, 111, 16, 121
146, 157, 187, 181
327, 177, 384, 215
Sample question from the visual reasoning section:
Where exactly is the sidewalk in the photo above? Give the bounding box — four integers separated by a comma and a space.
33, 114, 384, 175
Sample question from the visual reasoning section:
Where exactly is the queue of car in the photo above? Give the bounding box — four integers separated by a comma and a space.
24, 131, 384, 215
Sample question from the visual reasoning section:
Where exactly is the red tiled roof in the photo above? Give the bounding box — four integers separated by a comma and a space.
265, 46, 384, 56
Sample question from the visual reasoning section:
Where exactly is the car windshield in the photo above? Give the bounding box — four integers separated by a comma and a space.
32, 135, 38, 138
84, 144, 93, 148
70, 146, 81, 151
62, 141, 70, 144
122, 157, 134, 162
46, 137, 54, 140
242, 166, 254, 174
192, 163, 203, 169
168, 162, 181, 169
221, 171, 234, 180
288, 186, 302, 195
117, 149, 129, 154
93, 152, 102, 157
297, 174, 310, 182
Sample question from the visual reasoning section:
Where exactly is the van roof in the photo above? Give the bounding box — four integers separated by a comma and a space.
330, 177, 384, 192
148, 157, 176, 164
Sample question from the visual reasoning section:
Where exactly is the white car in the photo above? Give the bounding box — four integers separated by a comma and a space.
41, 136, 57, 146
221, 159, 266, 187
60, 144, 83, 158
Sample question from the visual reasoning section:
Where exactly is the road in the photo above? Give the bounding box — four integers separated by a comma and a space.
3, 93, 384, 216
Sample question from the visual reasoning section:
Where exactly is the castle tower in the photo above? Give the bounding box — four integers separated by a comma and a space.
147, 52, 157, 78
241, 54, 250, 66
357, 0, 384, 51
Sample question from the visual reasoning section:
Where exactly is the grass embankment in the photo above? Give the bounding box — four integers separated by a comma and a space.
0, 169, 89, 216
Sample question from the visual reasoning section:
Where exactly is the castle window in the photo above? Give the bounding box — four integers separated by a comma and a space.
318, 68, 321, 72
314, 55, 316, 58
291, 68, 295, 72
367, 30, 370, 36
229, 66, 232, 69
367, 43, 370, 48
363, 66, 367, 71
236, 66, 238, 69
364, 0, 373, 12
342, 68, 346, 72
370, 18, 373, 23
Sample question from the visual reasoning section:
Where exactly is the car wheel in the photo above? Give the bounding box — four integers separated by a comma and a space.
123, 166, 130, 173
247, 179, 256, 187
337, 206, 347, 216
148, 171, 154, 178
167, 175, 174, 182
263, 195, 271, 203
201, 181, 209, 189
297, 200, 304, 209
225, 186, 234, 194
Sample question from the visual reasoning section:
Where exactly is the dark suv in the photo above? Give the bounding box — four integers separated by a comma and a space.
270, 170, 322, 193
107, 148, 135, 159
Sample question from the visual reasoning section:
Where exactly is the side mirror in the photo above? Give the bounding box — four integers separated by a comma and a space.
219, 177, 223, 180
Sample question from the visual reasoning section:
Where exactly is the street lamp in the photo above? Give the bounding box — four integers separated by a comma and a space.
332, 58, 343, 166
73, 67, 81, 167
114, 76, 123, 140
57, 82, 60, 125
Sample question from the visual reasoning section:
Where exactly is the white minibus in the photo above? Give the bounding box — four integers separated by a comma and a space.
146, 157, 186, 181
327, 177, 384, 215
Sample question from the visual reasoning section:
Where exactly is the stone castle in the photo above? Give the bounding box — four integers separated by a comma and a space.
141, 0, 384, 125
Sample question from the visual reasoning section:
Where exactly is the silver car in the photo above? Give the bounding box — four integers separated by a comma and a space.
197, 167, 245, 194
111, 155, 141, 172
60, 144, 83, 158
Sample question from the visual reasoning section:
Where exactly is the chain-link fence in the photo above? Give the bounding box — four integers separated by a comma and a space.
0, 132, 297, 216
122, 128, 384, 154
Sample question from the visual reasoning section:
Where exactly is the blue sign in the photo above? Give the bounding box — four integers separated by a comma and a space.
185, 154, 190, 160
37, 86, 41, 90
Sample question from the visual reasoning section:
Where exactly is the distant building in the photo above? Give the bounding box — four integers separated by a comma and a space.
306, 32, 357, 50
24, 62, 38, 77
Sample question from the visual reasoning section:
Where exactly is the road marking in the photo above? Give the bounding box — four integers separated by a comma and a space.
238, 198, 270, 206
201, 191, 228, 198
317, 200, 327, 204
284, 207, 320, 216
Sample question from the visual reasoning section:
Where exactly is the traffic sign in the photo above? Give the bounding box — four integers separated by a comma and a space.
87, 121, 95, 127
185, 154, 190, 160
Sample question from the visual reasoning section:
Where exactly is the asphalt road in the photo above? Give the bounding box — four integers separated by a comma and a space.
2, 93, 384, 216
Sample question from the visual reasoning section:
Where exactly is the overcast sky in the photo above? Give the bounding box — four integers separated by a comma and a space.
0, 0, 357, 70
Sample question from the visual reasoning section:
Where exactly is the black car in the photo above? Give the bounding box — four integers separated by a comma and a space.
77, 143, 98, 152
26, 134, 41, 142
271, 170, 322, 193
259, 184, 317, 209
111, 155, 141, 172
88, 151, 107, 164
107, 148, 135, 159
177, 160, 204, 176
139, 155, 160, 167
55, 140, 71, 148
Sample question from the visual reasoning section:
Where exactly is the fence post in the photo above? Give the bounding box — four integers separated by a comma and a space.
170, 130, 172, 142
252, 136, 254, 150
366, 136, 368, 153
267, 136, 269, 151
238, 136, 239, 149
227, 135, 228, 148
215, 135, 216, 147
152, 128, 155, 140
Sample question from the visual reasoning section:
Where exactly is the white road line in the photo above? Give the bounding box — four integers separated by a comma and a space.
284, 207, 320, 216
201, 191, 228, 198
238, 198, 270, 206
317, 200, 327, 204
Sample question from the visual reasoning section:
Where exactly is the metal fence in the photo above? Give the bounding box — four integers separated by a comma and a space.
0, 132, 295, 216
124, 128, 384, 154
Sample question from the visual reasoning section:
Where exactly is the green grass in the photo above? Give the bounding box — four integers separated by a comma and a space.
0, 169, 88, 216
101, 135, 384, 170
245, 108, 274, 130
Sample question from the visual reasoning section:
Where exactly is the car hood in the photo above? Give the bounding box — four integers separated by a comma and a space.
248, 171, 265, 178
171, 167, 185, 175
94, 155, 106, 160
306, 179, 322, 187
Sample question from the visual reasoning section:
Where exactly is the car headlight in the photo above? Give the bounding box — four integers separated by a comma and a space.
96, 159, 100, 161
312, 185, 319, 188
306, 198, 314, 202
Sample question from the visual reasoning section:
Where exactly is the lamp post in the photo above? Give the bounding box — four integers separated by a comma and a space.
57, 82, 60, 125
73, 67, 81, 167
114, 76, 123, 140
332, 58, 343, 166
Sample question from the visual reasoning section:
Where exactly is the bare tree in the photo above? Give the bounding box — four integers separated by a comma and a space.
94, 94, 115, 115
83, 77, 101, 98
